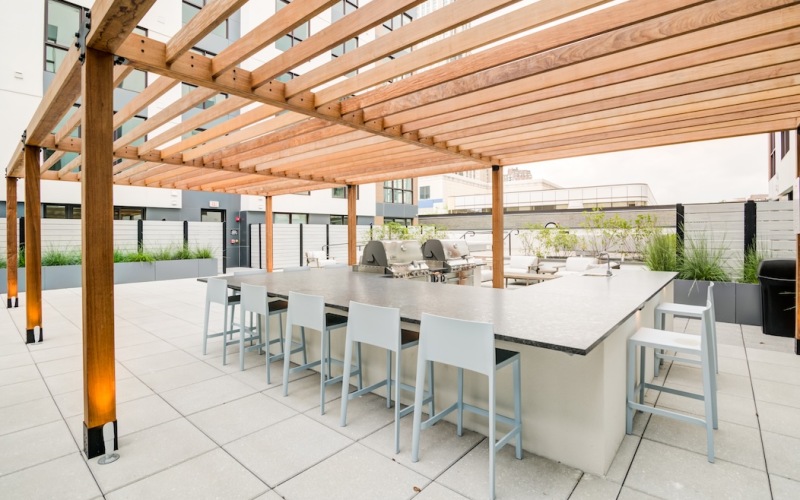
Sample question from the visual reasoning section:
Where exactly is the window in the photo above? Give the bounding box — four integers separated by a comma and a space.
182, 82, 227, 110
332, 0, 358, 21
331, 37, 358, 77
183, 0, 228, 38
119, 27, 149, 92
330, 215, 347, 225
276, 71, 300, 83
115, 207, 145, 220
781, 130, 791, 159
769, 132, 777, 178
114, 115, 147, 146
45, 0, 83, 72
273, 213, 308, 224
384, 217, 411, 226
332, 186, 359, 199
383, 179, 413, 204
381, 9, 415, 60
420, 186, 430, 200
276, 0, 308, 51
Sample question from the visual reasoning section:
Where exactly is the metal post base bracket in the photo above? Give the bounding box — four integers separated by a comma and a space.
6, 297, 18, 308
25, 326, 42, 344
84, 420, 118, 460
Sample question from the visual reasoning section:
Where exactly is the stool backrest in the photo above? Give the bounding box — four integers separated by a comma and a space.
347, 301, 400, 351
419, 313, 494, 376
206, 278, 229, 305
240, 283, 267, 314
707, 282, 716, 322
287, 291, 325, 331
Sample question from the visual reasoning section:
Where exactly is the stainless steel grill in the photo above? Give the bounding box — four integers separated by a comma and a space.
356, 240, 431, 280
421, 239, 480, 285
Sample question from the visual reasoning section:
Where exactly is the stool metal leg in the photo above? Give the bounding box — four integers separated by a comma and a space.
457, 367, 464, 437
626, 342, 635, 434
513, 357, 522, 459
489, 371, 496, 500
701, 340, 715, 462
654, 310, 664, 377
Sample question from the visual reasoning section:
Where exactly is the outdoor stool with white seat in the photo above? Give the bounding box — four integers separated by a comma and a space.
238, 283, 306, 380
653, 282, 717, 377
202, 277, 240, 360
626, 303, 718, 462
339, 301, 435, 453
411, 313, 522, 500
281, 291, 362, 414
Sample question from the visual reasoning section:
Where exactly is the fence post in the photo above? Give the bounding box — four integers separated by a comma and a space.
325, 224, 330, 258
137, 219, 144, 252
675, 203, 684, 260
182, 220, 189, 249
299, 223, 304, 266
744, 200, 757, 253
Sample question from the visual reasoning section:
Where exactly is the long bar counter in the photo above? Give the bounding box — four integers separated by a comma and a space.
209, 268, 675, 473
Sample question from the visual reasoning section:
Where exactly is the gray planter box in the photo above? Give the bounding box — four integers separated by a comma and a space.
198, 259, 218, 277
673, 279, 736, 324
0, 269, 5, 295
114, 262, 156, 284
735, 283, 762, 326
43, 265, 82, 290
155, 259, 199, 281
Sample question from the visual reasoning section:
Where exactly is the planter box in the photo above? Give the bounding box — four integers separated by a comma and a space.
155, 259, 199, 281
2, 259, 217, 292
735, 283, 762, 326
43, 265, 82, 290
114, 262, 156, 284
673, 279, 736, 324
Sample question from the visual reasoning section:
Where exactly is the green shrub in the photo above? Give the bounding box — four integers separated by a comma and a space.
192, 245, 214, 259
644, 232, 677, 272
0, 257, 6, 269
114, 248, 155, 263
741, 244, 769, 284
41, 248, 82, 266
148, 246, 177, 261
678, 235, 730, 282
173, 244, 193, 260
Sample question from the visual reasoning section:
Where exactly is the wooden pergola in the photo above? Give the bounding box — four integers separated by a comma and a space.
4, 0, 800, 458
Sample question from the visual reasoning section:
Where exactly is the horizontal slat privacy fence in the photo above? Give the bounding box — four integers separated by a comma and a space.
113, 220, 139, 251
142, 221, 184, 251
756, 201, 795, 258
188, 221, 223, 272
684, 203, 744, 278
0, 219, 7, 259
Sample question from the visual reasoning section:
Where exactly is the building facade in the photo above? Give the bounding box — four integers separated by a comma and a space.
768, 129, 799, 200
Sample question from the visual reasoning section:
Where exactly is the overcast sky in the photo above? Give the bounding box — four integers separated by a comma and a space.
518, 134, 769, 205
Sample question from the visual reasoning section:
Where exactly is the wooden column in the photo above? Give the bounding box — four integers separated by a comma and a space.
491, 165, 504, 289
347, 184, 357, 266
6, 176, 18, 308
265, 196, 273, 272
796, 125, 800, 355
81, 47, 117, 459
24, 146, 42, 342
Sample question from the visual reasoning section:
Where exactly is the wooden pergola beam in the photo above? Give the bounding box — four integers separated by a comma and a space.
491, 165, 503, 289
25, 48, 82, 147
5, 176, 18, 308
86, 0, 158, 52
165, 0, 249, 64
114, 33, 489, 167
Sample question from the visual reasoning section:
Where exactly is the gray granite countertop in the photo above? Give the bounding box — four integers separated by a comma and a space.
211, 268, 675, 356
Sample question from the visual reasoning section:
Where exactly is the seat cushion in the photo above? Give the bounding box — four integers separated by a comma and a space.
325, 312, 348, 329
268, 299, 289, 313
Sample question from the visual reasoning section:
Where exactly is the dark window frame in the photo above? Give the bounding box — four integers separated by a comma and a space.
44, 0, 84, 73
276, 0, 309, 51
383, 179, 413, 205
780, 130, 791, 159
183, 0, 229, 38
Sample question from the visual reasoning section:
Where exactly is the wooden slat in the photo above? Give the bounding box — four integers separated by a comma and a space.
331, 0, 681, 110
285, 0, 520, 98
265, 196, 273, 272
211, 0, 339, 78
166, 0, 249, 63
491, 165, 503, 289
26, 47, 82, 145
250, 0, 426, 88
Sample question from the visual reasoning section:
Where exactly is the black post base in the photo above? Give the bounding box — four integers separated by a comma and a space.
84, 420, 118, 459
25, 327, 43, 344
795, 338, 799, 355
6, 297, 18, 308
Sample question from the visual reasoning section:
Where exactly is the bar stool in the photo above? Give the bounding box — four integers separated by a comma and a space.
281, 291, 362, 414
411, 313, 522, 500
238, 283, 306, 379
626, 296, 718, 462
339, 301, 435, 453
202, 278, 239, 358
654, 282, 717, 377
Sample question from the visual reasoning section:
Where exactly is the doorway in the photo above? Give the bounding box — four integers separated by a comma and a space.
201, 209, 226, 273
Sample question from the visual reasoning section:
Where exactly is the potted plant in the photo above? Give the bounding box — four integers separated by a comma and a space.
735, 244, 766, 326
674, 234, 736, 323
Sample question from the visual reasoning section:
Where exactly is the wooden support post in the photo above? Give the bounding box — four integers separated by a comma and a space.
24, 146, 42, 342
796, 126, 800, 355
491, 165, 504, 289
81, 47, 117, 459
6, 176, 18, 308
265, 196, 273, 272
348, 184, 357, 266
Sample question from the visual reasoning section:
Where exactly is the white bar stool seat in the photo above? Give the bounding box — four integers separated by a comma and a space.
627, 315, 718, 462
237, 283, 305, 378
654, 282, 717, 376
202, 277, 240, 359
411, 313, 522, 500
339, 301, 434, 453
281, 291, 362, 414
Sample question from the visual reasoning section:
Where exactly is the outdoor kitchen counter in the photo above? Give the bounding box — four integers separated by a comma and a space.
220, 267, 676, 356
211, 268, 675, 475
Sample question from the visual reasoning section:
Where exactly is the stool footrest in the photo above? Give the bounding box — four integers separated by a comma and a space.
642, 382, 705, 401
628, 401, 707, 428
655, 352, 701, 366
